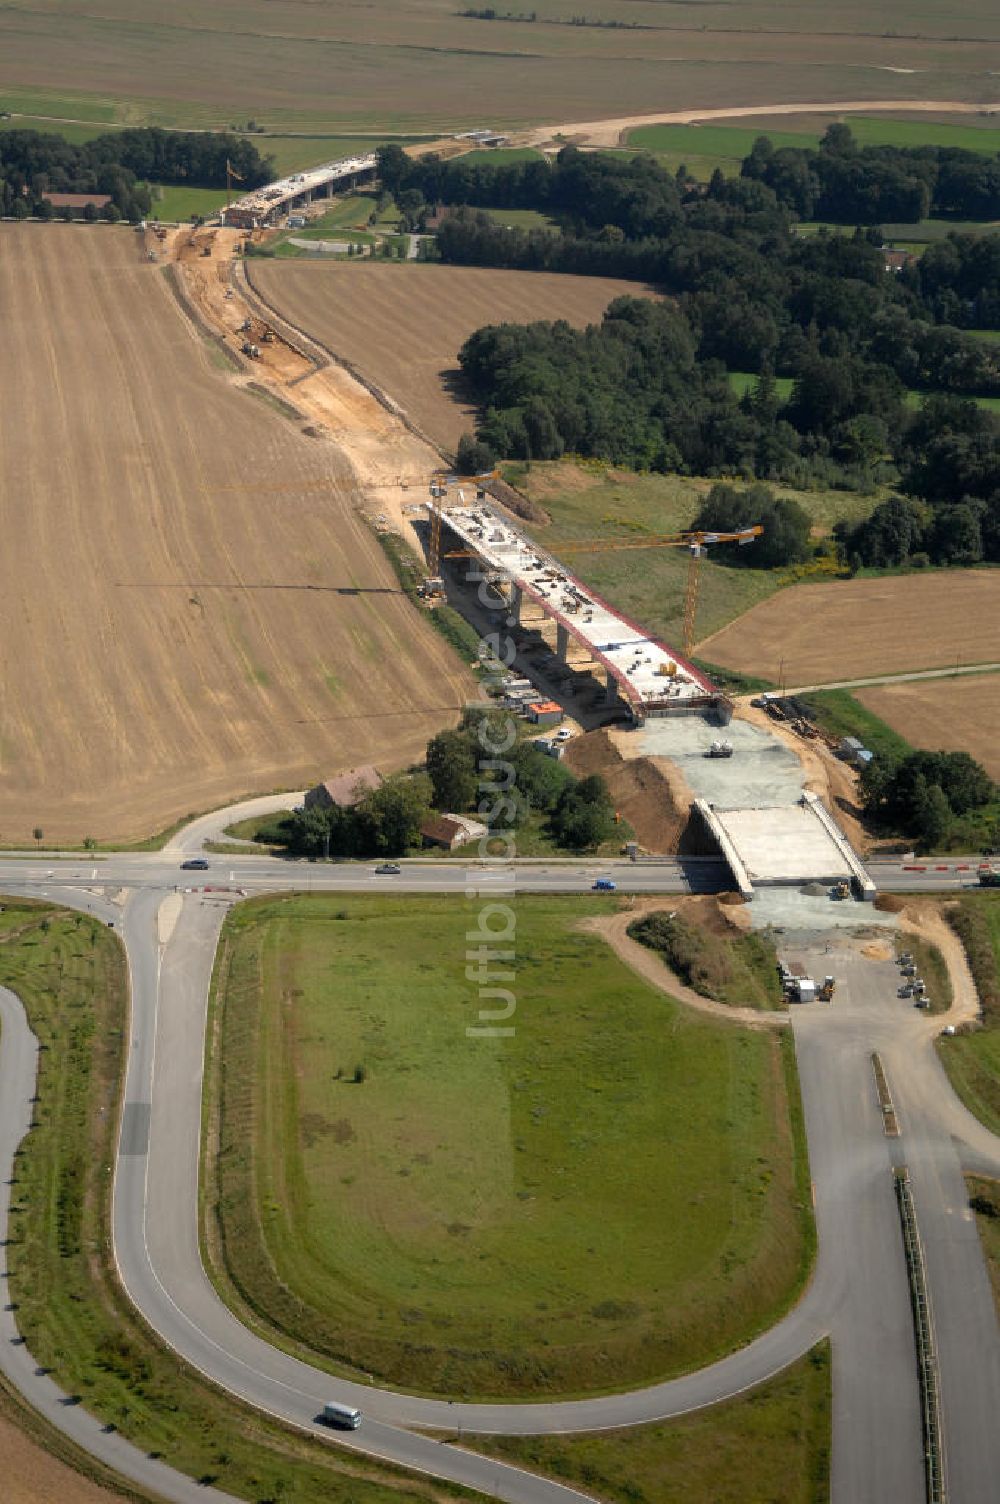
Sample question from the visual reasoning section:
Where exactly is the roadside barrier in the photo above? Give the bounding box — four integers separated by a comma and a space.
894, 1166, 946, 1504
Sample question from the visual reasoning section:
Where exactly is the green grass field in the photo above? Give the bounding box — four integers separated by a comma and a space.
0, 899, 461, 1504
728, 371, 795, 401
479, 206, 559, 230
203, 893, 814, 1398
502, 459, 878, 649
469, 1342, 831, 1504
629, 115, 1000, 180
150, 183, 229, 220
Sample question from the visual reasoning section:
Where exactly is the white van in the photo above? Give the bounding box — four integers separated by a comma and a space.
322, 1402, 362, 1429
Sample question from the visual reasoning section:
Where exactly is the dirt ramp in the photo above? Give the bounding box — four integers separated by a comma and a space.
563, 728, 697, 853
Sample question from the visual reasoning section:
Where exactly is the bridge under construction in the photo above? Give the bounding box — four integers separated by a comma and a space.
429, 497, 731, 725
220, 153, 377, 230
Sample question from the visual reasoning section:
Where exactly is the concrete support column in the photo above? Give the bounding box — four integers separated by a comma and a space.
556, 622, 569, 663
509, 583, 523, 625
604, 668, 619, 706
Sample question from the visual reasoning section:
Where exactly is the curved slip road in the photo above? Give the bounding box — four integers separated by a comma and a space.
1, 834, 1000, 1501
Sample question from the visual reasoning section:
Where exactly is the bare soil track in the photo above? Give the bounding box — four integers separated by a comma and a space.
697, 571, 1000, 686
248, 263, 660, 452
0, 226, 471, 843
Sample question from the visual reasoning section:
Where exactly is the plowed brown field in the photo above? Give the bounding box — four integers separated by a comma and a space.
0, 226, 471, 843
248, 263, 659, 452
856, 673, 1000, 781
697, 572, 1000, 685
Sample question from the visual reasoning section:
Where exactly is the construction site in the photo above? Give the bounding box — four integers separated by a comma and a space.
219, 153, 377, 230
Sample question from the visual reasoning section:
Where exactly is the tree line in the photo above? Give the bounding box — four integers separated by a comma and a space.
380, 123, 1000, 233
741, 123, 1000, 225
0, 128, 273, 222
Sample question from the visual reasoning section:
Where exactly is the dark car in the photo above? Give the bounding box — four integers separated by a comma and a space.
180, 858, 209, 871
374, 862, 401, 876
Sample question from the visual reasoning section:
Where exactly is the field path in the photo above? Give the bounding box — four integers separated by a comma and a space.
523, 98, 1000, 148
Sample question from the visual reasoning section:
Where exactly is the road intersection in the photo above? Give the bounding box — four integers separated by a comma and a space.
0, 824, 998, 1503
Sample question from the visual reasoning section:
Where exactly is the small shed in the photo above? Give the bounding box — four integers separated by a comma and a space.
527, 699, 563, 727
304, 765, 382, 810
420, 814, 488, 850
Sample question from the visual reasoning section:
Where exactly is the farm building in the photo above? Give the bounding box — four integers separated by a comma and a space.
304, 765, 382, 810
420, 814, 488, 850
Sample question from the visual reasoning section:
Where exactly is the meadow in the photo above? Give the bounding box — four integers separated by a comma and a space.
202, 893, 814, 1397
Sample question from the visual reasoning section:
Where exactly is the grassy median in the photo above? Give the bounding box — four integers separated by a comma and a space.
0, 899, 477, 1504
202, 893, 815, 1398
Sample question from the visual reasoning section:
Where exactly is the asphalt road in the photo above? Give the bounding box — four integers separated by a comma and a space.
0, 832, 998, 1504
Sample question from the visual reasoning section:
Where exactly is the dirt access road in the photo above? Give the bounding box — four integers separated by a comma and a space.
520, 97, 1000, 148
0, 225, 470, 844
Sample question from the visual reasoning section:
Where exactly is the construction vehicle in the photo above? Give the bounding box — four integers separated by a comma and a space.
978, 862, 1000, 888
241, 341, 261, 359
832, 880, 851, 901
707, 739, 733, 758
818, 976, 836, 1001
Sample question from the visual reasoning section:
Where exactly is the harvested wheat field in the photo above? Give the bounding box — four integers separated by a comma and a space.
0, 1411, 119, 1504
697, 572, 1000, 686
0, 226, 471, 844
248, 262, 660, 452
856, 674, 1000, 781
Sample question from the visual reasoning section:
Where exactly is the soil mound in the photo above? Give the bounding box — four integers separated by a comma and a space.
563, 728, 693, 853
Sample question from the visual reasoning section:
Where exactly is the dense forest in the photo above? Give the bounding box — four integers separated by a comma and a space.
0, 128, 272, 221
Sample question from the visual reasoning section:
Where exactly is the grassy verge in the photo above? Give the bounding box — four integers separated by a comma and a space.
0, 898, 476, 1504
938, 893, 1000, 1133
801, 689, 913, 761
466, 1342, 831, 1504
968, 1176, 1000, 1320
202, 893, 814, 1400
